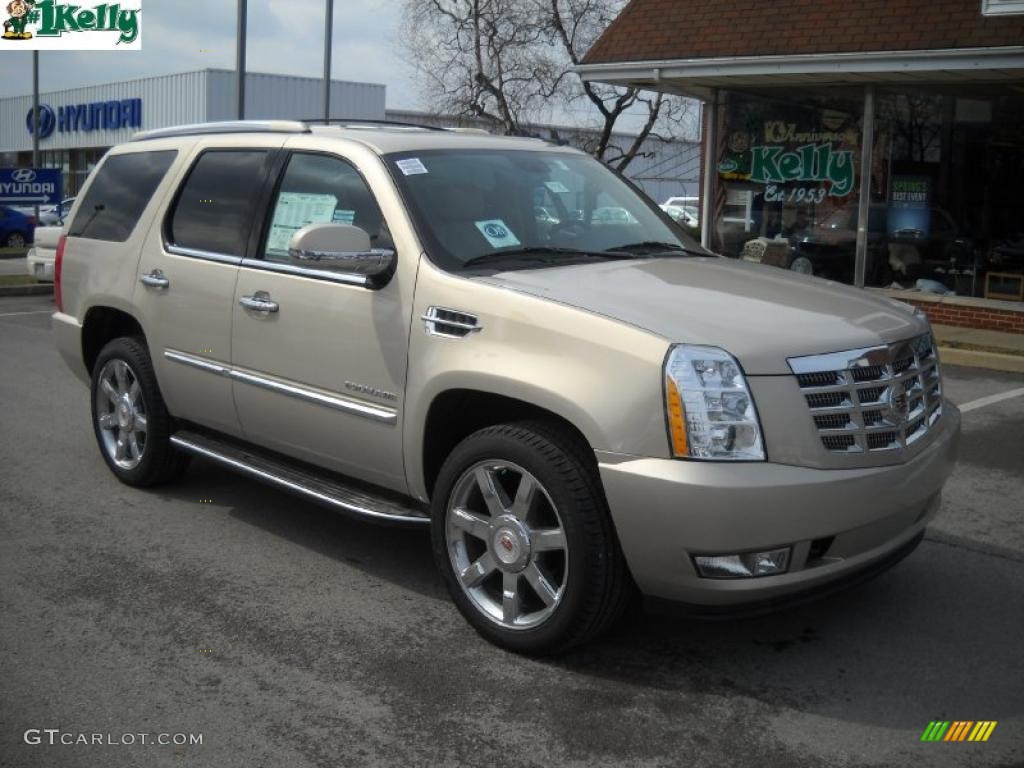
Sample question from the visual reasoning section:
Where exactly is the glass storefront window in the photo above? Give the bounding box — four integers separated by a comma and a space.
712, 85, 1024, 301
713, 90, 866, 281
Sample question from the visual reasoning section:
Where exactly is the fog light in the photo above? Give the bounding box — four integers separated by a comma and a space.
693, 547, 791, 579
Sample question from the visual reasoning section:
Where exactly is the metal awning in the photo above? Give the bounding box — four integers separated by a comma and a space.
576, 46, 1024, 101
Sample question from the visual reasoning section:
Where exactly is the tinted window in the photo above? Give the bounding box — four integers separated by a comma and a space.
262, 153, 389, 262
69, 151, 177, 242
169, 150, 270, 257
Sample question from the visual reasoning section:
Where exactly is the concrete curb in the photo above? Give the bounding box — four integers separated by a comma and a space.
938, 347, 1024, 374
0, 284, 54, 298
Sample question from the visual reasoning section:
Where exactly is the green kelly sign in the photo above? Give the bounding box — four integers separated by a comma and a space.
749, 142, 856, 197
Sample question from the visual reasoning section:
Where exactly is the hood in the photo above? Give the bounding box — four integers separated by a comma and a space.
475, 257, 928, 375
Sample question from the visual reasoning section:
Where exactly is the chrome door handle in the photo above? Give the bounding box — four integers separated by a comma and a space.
139, 269, 169, 289
239, 291, 279, 314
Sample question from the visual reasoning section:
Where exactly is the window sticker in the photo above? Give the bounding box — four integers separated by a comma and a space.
545, 180, 570, 194
266, 192, 338, 254
396, 158, 429, 176
475, 219, 521, 249
332, 209, 356, 225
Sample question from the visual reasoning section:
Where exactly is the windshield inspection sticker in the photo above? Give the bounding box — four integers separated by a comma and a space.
475, 220, 521, 249
332, 209, 356, 225
396, 158, 428, 176
544, 180, 570, 194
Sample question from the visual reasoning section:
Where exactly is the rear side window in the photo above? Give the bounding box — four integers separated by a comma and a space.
168, 150, 270, 257
69, 150, 177, 242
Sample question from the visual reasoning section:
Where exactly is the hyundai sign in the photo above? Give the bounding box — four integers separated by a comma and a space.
27, 99, 143, 139
0, 168, 63, 206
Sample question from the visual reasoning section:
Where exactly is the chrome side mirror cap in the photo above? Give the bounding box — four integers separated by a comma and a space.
288, 223, 395, 277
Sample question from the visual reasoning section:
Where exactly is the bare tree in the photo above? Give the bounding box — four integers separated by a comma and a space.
402, 0, 695, 171
542, 0, 692, 171
402, 0, 568, 135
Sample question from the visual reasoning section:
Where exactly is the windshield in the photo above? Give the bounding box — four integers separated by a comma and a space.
384, 149, 704, 272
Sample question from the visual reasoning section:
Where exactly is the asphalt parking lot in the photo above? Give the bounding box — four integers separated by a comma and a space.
1, 293, 1022, 768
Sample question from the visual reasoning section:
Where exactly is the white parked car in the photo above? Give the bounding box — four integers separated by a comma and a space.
660, 204, 699, 228
38, 198, 76, 226
26, 225, 62, 282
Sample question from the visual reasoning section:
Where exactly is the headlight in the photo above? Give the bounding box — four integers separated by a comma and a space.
664, 345, 765, 461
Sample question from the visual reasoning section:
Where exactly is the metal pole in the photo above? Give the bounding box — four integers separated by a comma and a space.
323, 0, 334, 120
236, 0, 247, 119
854, 84, 875, 289
32, 51, 40, 221
700, 89, 718, 251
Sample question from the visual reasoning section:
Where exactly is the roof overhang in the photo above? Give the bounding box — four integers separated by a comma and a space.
576, 46, 1024, 101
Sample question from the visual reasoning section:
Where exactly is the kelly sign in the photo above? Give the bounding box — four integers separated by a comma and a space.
1, 0, 142, 50
749, 143, 856, 198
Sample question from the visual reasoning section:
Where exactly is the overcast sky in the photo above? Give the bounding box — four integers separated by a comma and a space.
0, 0, 421, 106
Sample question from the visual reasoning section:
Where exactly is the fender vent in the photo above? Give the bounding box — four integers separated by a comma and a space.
422, 307, 481, 339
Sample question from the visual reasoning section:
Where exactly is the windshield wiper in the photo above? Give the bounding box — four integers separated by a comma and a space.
462, 247, 629, 270
606, 241, 707, 258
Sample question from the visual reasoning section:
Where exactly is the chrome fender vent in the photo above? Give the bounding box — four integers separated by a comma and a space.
422, 307, 481, 338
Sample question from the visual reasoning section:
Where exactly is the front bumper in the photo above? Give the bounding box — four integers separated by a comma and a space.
598, 404, 960, 605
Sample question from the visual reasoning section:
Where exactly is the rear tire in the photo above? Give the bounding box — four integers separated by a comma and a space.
431, 421, 632, 655
90, 336, 189, 487
5, 232, 26, 248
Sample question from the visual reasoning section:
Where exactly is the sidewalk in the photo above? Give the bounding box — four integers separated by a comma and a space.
933, 323, 1024, 374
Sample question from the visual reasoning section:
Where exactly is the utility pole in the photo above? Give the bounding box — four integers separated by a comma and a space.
323, 0, 334, 121
236, 0, 247, 119
32, 51, 40, 221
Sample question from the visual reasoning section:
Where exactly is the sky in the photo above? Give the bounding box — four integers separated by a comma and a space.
0, 0, 687, 136
0, 0, 421, 106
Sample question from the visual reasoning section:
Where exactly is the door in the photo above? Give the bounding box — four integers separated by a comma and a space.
134, 145, 280, 437
229, 149, 413, 492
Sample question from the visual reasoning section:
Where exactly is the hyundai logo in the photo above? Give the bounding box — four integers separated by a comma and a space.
12, 169, 37, 183
25, 104, 57, 140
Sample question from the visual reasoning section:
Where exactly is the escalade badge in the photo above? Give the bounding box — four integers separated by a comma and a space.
344, 381, 398, 402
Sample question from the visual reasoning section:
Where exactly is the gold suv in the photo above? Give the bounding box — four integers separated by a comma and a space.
53, 120, 960, 654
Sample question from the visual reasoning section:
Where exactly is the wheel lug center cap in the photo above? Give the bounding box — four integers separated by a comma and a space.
491, 516, 531, 571
117, 396, 133, 429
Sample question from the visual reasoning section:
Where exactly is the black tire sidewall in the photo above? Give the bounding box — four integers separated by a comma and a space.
430, 424, 608, 654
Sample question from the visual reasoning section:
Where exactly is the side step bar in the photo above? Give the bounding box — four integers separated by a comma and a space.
170, 430, 430, 526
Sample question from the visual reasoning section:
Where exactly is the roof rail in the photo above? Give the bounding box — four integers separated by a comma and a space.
132, 120, 311, 142
303, 117, 448, 132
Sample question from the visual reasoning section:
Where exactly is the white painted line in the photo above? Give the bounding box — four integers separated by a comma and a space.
958, 387, 1024, 414
0, 310, 52, 318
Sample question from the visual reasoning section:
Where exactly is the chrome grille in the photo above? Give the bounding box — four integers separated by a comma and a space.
789, 333, 943, 455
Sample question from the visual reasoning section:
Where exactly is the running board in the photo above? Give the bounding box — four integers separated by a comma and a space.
170, 431, 430, 526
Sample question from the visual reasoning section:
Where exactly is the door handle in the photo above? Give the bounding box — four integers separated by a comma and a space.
139, 269, 169, 289
239, 291, 279, 314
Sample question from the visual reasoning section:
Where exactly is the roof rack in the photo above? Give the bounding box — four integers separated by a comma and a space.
303, 118, 447, 132
132, 120, 311, 142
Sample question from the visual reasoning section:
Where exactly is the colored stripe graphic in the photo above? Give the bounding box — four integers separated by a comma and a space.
921, 721, 996, 742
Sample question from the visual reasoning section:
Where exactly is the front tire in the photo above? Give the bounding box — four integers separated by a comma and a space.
90, 336, 188, 487
431, 421, 632, 654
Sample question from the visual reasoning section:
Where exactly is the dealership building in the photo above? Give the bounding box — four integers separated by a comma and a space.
578, 0, 1024, 318
0, 69, 386, 197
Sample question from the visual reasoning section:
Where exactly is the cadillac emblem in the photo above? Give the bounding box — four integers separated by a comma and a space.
887, 386, 910, 423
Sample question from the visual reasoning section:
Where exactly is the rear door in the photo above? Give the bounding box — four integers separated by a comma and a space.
133, 139, 285, 437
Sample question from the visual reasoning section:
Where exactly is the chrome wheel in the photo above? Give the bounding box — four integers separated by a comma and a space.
94, 358, 148, 470
445, 460, 568, 630
6, 233, 26, 248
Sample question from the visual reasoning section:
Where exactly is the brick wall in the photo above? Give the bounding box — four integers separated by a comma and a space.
584, 0, 1024, 64
896, 297, 1024, 334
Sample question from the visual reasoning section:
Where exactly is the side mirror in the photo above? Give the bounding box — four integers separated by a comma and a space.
288, 223, 395, 277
